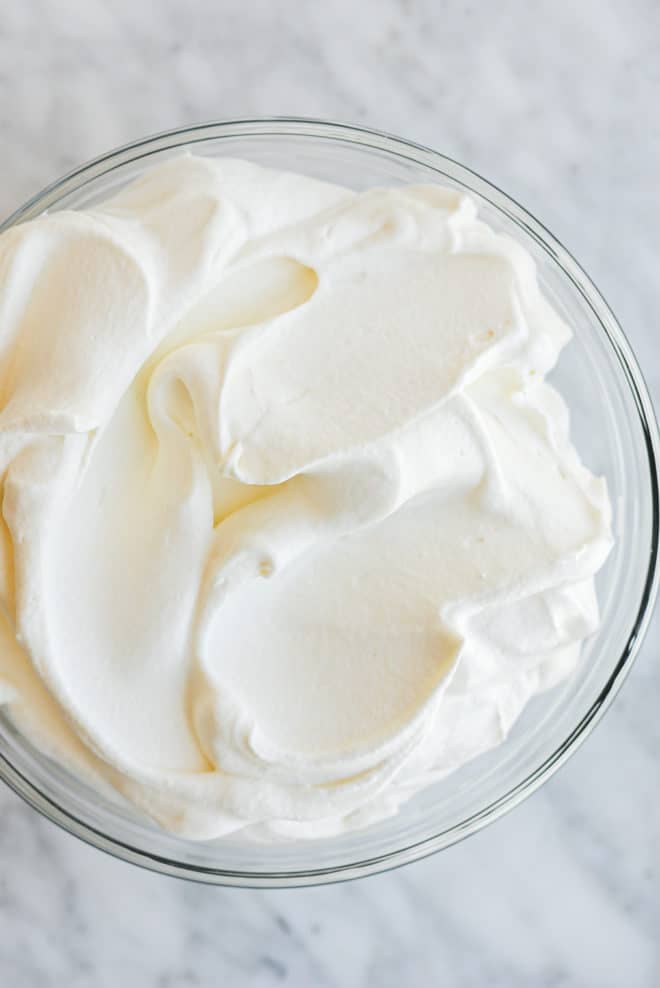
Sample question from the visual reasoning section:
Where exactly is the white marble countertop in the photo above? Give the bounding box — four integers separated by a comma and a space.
1, 1, 659, 984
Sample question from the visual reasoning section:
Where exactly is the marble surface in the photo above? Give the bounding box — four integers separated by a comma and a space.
1, 1, 659, 984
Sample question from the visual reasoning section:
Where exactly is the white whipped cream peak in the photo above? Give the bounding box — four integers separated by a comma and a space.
0, 156, 612, 839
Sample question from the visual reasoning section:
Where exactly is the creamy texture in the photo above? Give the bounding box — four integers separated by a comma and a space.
0, 156, 612, 840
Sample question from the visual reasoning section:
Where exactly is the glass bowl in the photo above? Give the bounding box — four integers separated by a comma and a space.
0, 119, 657, 888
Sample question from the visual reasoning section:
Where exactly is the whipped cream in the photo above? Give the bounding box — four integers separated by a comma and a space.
0, 156, 612, 840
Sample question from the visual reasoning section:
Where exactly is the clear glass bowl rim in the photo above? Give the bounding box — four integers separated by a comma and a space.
0, 116, 657, 888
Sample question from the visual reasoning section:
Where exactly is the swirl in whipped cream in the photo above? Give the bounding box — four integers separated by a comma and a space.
0, 157, 612, 839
